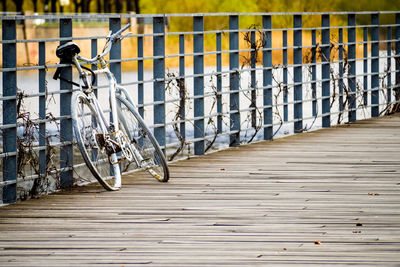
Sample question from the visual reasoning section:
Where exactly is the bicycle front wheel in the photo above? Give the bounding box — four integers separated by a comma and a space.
116, 95, 169, 182
72, 92, 121, 191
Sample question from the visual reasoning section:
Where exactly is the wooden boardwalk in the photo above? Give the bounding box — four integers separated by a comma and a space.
1, 114, 400, 266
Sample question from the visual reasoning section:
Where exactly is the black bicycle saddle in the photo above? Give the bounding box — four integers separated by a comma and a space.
55, 42, 80, 62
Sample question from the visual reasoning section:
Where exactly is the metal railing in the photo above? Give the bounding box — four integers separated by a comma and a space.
1, 12, 400, 204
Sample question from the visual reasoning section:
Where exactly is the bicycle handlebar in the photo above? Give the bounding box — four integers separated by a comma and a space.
77, 23, 131, 64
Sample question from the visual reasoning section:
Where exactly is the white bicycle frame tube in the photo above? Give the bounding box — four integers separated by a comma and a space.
74, 62, 123, 188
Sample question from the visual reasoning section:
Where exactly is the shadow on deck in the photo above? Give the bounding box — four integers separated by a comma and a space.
1, 114, 400, 266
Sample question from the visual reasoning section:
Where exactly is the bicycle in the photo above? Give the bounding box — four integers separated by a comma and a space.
53, 24, 169, 191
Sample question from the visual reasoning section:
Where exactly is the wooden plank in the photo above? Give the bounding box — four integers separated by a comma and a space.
0, 114, 400, 265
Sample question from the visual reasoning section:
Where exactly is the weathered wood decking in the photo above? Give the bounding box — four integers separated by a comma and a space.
1, 114, 400, 266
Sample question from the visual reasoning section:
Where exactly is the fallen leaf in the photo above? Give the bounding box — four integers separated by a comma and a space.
220, 168, 226, 171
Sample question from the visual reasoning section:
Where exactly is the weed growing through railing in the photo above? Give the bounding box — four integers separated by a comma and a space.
302, 33, 397, 127
165, 71, 188, 161
240, 26, 266, 143
15, 89, 62, 199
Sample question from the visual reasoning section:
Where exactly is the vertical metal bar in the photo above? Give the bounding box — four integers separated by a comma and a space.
363, 27, 368, 106
216, 32, 222, 134
2, 19, 17, 204
109, 18, 122, 174
138, 36, 144, 118
293, 15, 303, 133
179, 34, 186, 140
339, 28, 344, 113
348, 14, 357, 122
39, 42, 46, 183
387, 26, 392, 104
371, 13, 379, 117
90, 39, 99, 162
91, 39, 98, 96
396, 14, 400, 108
229, 15, 240, 145
109, 18, 121, 83
311, 29, 317, 117
283, 30, 288, 122
321, 14, 330, 127
193, 16, 204, 154
153, 16, 166, 151
59, 18, 73, 188
250, 30, 257, 128
263, 15, 272, 140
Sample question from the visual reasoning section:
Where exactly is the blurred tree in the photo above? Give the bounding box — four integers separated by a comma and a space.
51, 0, 56, 12
11, 0, 23, 13
82, 0, 92, 12
72, 0, 79, 12
127, 0, 140, 13
2, 0, 7, 11
96, 0, 101, 12
32, 0, 38, 11
116, 0, 122, 13
103, 0, 110, 12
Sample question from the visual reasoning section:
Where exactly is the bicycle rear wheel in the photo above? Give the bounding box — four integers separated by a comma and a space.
116, 95, 169, 182
72, 92, 121, 191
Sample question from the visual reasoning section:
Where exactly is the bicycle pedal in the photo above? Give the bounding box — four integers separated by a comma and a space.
147, 168, 161, 180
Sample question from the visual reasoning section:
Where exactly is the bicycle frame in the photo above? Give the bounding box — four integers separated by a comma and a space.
72, 55, 145, 167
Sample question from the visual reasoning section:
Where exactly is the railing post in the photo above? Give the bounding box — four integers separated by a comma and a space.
179, 34, 186, 140
371, 13, 380, 117
363, 27, 368, 107
293, 14, 303, 133
396, 14, 400, 107
109, 17, 121, 83
138, 36, 144, 118
153, 16, 166, 152
59, 18, 73, 188
283, 30, 288, 122
387, 26, 392, 104
216, 32, 222, 134
321, 14, 330, 127
2, 18, 17, 204
229, 15, 240, 146
91, 39, 98, 95
250, 30, 257, 128
193, 16, 204, 154
39, 42, 47, 184
90, 39, 99, 163
339, 28, 344, 114
263, 15, 272, 140
348, 13, 357, 122
311, 29, 317, 117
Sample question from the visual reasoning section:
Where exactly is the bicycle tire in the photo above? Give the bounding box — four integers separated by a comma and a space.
116, 95, 169, 182
71, 92, 122, 191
